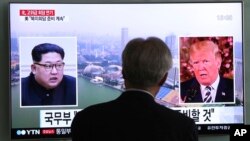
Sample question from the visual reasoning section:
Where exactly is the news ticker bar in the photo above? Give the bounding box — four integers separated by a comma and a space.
38, 107, 243, 128
11, 124, 249, 139
11, 127, 71, 139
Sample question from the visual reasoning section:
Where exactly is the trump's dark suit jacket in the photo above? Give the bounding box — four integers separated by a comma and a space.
71, 90, 198, 141
180, 76, 234, 103
21, 73, 76, 106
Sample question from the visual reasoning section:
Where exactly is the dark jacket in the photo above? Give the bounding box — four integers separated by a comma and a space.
181, 76, 234, 103
71, 90, 198, 141
21, 73, 76, 106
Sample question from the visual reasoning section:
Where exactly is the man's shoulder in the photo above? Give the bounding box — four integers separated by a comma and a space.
221, 77, 233, 83
21, 75, 32, 85
220, 76, 234, 88
180, 77, 197, 87
76, 100, 117, 118
63, 75, 76, 82
21, 76, 29, 81
161, 104, 194, 119
62, 75, 76, 90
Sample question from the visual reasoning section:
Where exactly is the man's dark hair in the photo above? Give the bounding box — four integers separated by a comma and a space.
31, 43, 65, 62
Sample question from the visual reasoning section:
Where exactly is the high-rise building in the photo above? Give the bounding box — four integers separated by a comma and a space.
121, 28, 128, 52
165, 34, 178, 59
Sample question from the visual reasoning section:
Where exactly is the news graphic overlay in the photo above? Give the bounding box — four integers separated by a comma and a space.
179, 36, 235, 104
19, 36, 78, 107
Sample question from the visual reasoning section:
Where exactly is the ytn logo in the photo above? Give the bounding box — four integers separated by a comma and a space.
16, 129, 40, 136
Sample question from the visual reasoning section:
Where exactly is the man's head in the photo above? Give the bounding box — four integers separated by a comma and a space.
189, 40, 222, 86
31, 43, 65, 89
122, 37, 173, 91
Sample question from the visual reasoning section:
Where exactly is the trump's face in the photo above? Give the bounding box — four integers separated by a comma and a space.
190, 49, 221, 86
31, 52, 65, 89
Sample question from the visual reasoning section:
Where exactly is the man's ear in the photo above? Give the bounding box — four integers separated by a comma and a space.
216, 57, 222, 70
122, 69, 126, 79
159, 73, 168, 86
31, 64, 36, 75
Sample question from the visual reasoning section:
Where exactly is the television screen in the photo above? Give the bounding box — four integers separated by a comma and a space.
9, 2, 244, 139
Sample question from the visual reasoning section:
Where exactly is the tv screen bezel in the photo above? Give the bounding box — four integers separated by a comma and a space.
9, 1, 244, 139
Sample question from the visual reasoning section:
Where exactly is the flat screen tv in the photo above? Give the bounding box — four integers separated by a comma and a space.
9, 2, 244, 140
